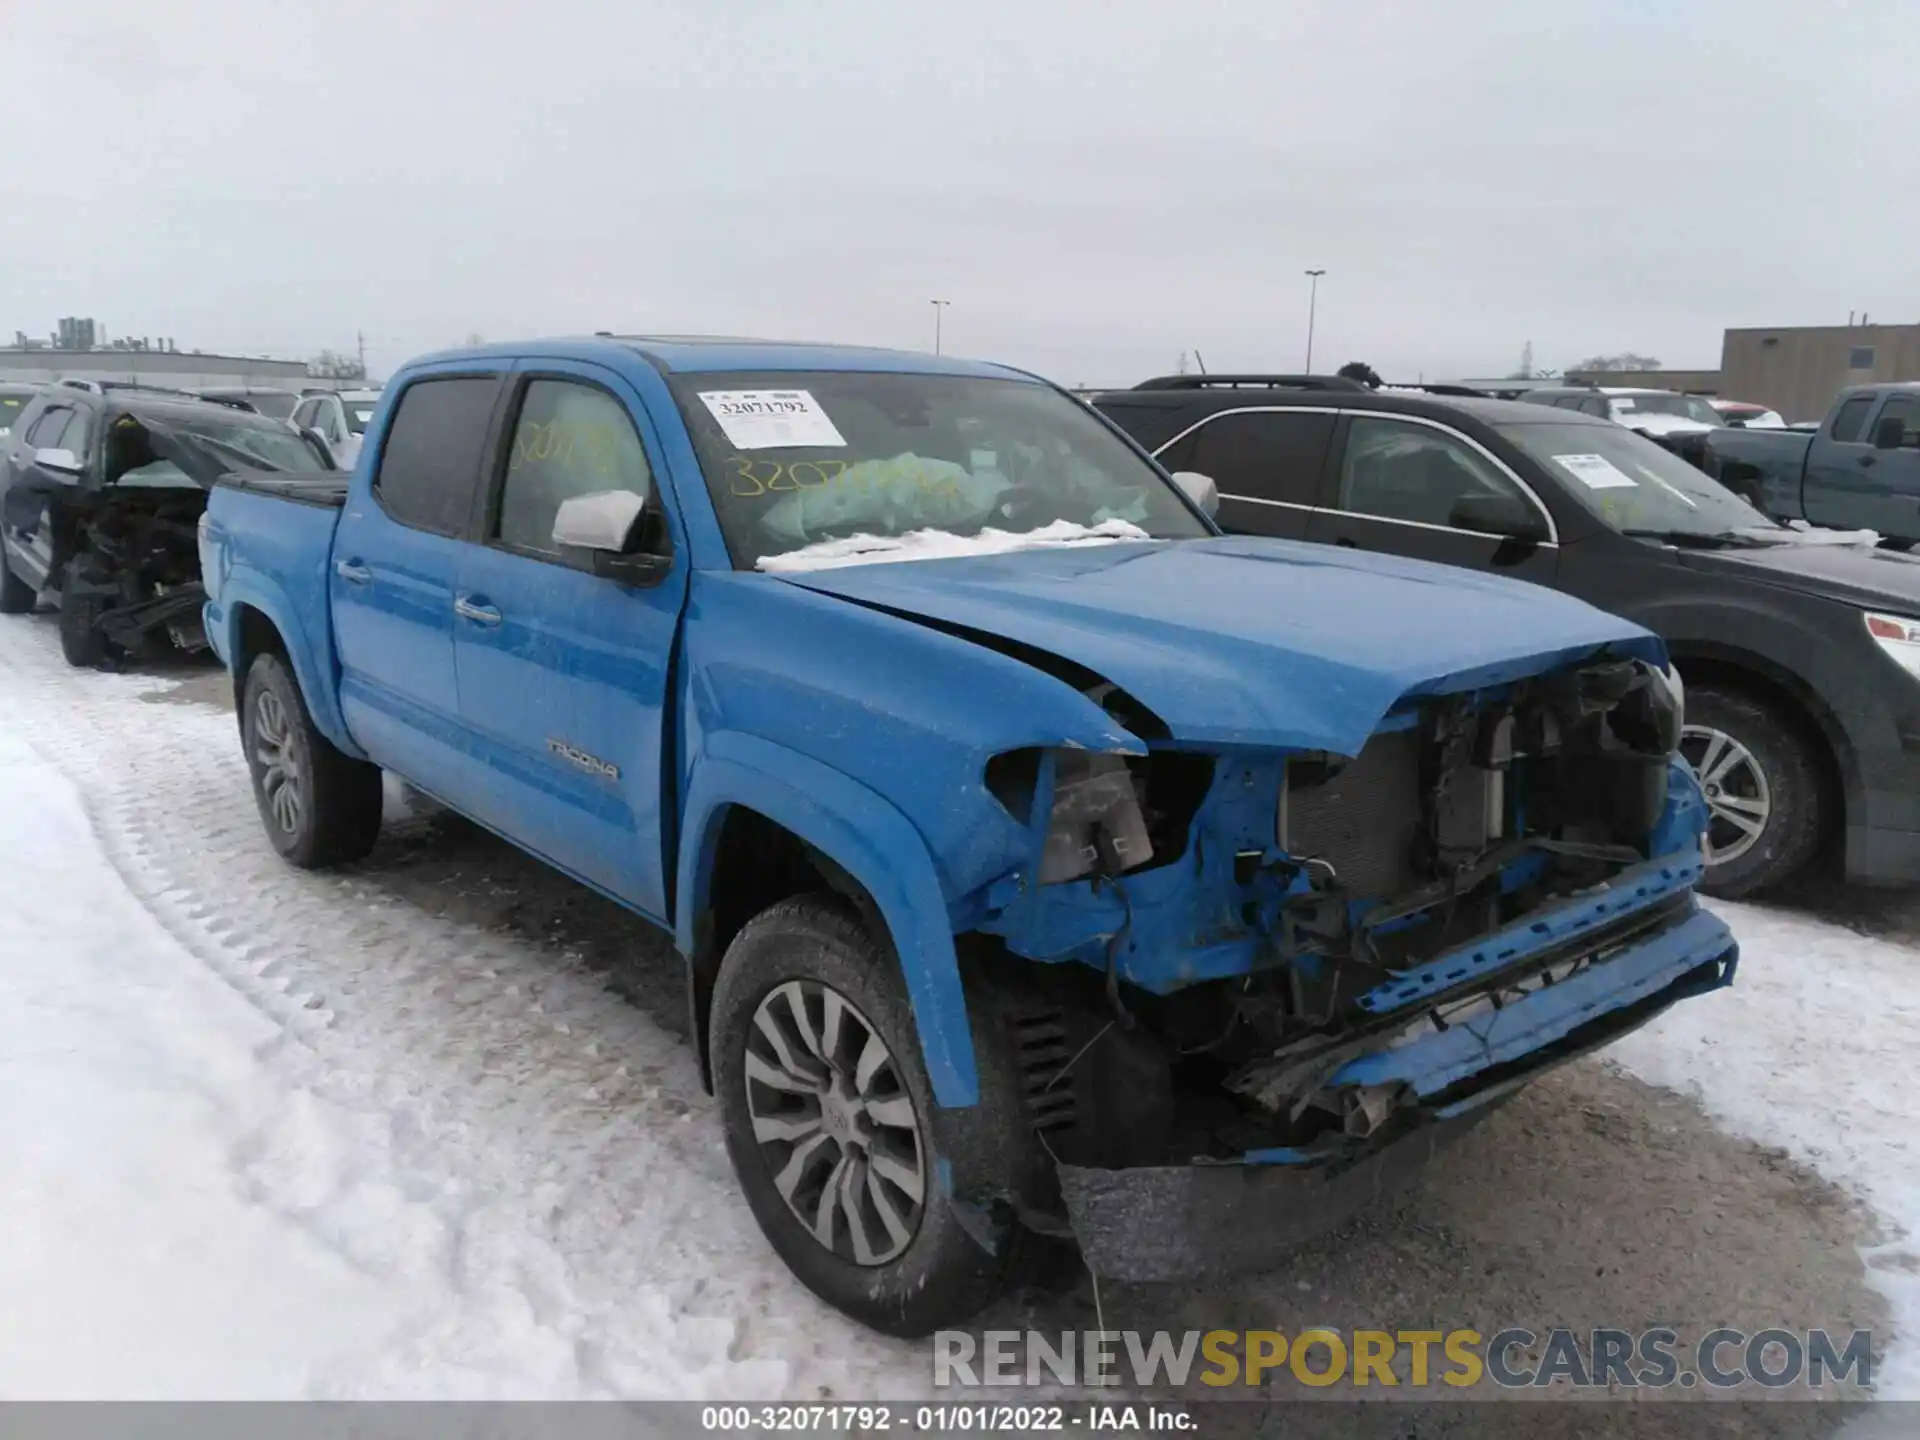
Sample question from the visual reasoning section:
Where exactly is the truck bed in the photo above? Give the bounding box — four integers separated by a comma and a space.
1701, 426, 1814, 515
199, 474, 350, 699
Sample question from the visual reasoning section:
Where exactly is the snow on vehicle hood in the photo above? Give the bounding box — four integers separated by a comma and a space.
757, 519, 1150, 572
774, 535, 1665, 755
1619, 414, 1717, 437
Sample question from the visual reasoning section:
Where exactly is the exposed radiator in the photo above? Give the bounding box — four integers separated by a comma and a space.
1281, 729, 1425, 897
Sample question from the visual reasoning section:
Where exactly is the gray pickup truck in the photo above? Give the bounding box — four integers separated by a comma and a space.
1704, 383, 1920, 543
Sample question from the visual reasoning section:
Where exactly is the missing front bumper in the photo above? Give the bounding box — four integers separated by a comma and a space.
1056, 911, 1737, 1282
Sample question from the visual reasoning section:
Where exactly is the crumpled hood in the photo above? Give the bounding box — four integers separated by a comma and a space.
776, 536, 1665, 755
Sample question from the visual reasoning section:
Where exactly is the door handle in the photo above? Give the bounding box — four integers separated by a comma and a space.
335, 559, 371, 584
1334, 537, 1357, 548
1860, 456, 1877, 468
454, 596, 502, 626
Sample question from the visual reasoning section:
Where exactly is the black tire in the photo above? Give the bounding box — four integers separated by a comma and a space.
57, 566, 110, 668
711, 896, 1031, 1336
241, 651, 384, 868
1681, 684, 1824, 899
0, 550, 34, 615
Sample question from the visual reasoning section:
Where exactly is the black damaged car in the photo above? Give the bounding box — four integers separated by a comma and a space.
0, 382, 333, 667
1093, 375, 1920, 897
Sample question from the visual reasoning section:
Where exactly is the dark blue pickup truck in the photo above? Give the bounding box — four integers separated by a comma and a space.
1705, 383, 1920, 541
198, 336, 1735, 1335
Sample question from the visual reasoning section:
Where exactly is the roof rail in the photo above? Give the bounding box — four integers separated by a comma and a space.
58, 378, 206, 401
1130, 373, 1367, 392
1382, 383, 1491, 398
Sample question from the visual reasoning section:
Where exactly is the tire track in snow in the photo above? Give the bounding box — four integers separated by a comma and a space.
0, 618, 925, 1399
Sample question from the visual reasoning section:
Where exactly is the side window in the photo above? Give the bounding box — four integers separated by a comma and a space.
1336, 417, 1530, 531
1187, 411, 1335, 506
292, 399, 318, 430
1829, 396, 1874, 443
373, 376, 502, 536
495, 379, 653, 555
1579, 397, 1610, 417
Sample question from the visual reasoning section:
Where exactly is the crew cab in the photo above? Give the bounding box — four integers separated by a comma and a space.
198, 337, 1733, 1334
1094, 375, 1920, 896
1702, 383, 1920, 542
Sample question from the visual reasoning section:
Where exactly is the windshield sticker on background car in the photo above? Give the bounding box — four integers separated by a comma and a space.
698, 390, 847, 450
1553, 454, 1638, 490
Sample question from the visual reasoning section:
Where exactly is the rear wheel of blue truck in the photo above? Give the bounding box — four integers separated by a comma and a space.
710, 896, 1030, 1336
241, 651, 384, 869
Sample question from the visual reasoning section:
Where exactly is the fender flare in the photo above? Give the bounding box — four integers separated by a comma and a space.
677, 729, 980, 1108
215, 577, 365, 760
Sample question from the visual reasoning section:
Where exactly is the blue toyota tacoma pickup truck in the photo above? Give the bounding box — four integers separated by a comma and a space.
198, 336, 1736, 1335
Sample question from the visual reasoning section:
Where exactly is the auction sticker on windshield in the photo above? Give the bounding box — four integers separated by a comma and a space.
699, 390, 847, 450
1553, 453, 1638, 490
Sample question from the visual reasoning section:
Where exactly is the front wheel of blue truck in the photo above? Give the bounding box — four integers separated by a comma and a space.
711, 896, 1032, 1337
241, 652, 384, 869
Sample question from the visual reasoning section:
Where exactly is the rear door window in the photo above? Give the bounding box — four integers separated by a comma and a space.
1829, 396, 1874, 443
373, 376, 502, 536
1184, 410, 1335, 506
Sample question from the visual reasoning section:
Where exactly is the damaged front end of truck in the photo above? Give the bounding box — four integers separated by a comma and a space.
959, 651, 1735, 1281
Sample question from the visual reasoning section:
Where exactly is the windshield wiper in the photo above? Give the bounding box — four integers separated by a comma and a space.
1620, 528, 1776, 549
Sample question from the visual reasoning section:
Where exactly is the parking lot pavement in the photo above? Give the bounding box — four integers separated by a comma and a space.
0, 618, 1895, 1411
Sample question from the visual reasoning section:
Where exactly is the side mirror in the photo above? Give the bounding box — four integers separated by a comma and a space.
1168, 469, 1220, 519
552, 490, 671, 586
1874, 415, 1909, 451
33, 447, 82, 475
1450, 490, 1547, 542
1726, 418, 1748, 428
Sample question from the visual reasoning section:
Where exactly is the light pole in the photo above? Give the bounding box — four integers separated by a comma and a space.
929, 299, 951, 355
1303, 270, 1326, 372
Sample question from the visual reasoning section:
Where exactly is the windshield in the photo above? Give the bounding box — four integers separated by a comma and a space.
151, 411, 330, 473
667, 371, 1210, 570
1610, 393, 1722, 425
246, 392, 299, 421
1497, 421, 1779, 539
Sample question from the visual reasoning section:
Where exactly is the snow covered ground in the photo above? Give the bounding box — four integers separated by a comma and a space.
2, 612, 1918, 1404
0, 632, 923, 1400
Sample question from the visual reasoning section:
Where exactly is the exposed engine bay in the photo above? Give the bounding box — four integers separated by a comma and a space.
971, 653, 1695, 1192
4, 407, 327, 660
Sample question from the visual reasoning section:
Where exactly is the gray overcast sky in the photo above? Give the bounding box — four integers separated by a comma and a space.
1, 0, 1912, 384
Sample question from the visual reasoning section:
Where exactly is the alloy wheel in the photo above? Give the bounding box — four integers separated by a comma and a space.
254, 687, 305, 836
743, 979, 927, 1266
1680, 723, 1772, 866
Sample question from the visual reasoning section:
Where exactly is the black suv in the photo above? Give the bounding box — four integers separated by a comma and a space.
0, 381, 331, 666
1094, 374, 1920, 897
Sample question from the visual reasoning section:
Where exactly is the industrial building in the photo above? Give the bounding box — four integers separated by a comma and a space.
1558, 323, 1920, 424
0, 346, 322, 393
1, 316, 354, 394
1718, 323, 1920, 423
